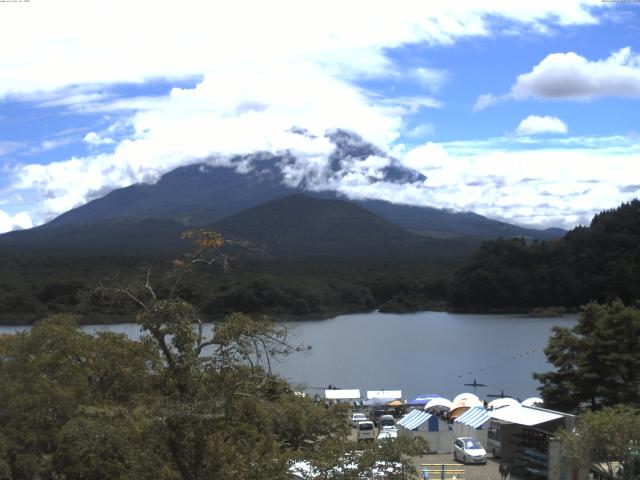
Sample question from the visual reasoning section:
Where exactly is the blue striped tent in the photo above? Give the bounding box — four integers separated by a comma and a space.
397, 409, 439, 432
455, 406, 490, 429
453, 406, 491, 446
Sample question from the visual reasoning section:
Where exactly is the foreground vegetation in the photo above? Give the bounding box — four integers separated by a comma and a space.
534, 301, 640, 478
0, 232, 428, 479
535, 300, 640, 412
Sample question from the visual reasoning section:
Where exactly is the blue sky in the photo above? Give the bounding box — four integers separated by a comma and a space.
1, 1, 639, 232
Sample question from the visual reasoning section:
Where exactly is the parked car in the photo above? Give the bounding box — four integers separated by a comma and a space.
351, 412, 367, 427
357, 421, 375, 441
377, 426, 398, 441
453, 437, 487, 464
378, 414, 395, 430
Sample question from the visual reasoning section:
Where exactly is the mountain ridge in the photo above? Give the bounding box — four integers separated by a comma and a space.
40, 162, 564, 241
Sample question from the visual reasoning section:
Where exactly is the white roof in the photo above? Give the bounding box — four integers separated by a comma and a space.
451, 397, 483, 411
488, 398, 519, 410
424, 397, 453, 411
367, 390, 401, 400
489, 405, 563, 426
453, 393, 480, 403
325, 389, 361, 400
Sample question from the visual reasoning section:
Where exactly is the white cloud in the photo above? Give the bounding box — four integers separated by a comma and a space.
83, 132, 115, 146
477, 47, 640, 108
0, 210, 32, 233
406, 123, 435, 138
14, 63, 402, 220
513, 47, 640, 99
0, 1, 599, 98
0, 0, 610, 228
411, 68, 448, 91
398, 137, 640, 228
473, 93, 506, 112
515, 115, 568, 136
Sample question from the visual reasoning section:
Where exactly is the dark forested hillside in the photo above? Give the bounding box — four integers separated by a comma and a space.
448, 200, 640, 311
209, 194, 477, 260
0, 194, 476, 323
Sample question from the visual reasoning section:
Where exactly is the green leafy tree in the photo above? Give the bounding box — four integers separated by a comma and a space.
0, 315, 162, 479
534, 300, 640, 411
0, 230, 428, 479
557, 405, 640, 480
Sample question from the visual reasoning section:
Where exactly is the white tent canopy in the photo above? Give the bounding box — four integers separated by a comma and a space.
367, 390, 401, 400
521, 397, 544, 407
489, 405, 563, 426
452, 393, 480, 404
488, 398, 519, 410
424, 397, 453, 411
451, 395, 483, 411
325, 389, 361, 400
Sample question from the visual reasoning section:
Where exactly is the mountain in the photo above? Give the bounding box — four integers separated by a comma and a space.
45, 129, 426, 230
209, 194, 475, 260
0, 194, 477, 260
39, 129, 564, 241
45, 161, 293, 228
356, 200, 563, 240
0, 218, 188, 255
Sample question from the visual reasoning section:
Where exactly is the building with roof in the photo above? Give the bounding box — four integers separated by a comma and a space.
397, 409, 454, 453
486, 405, 580, 480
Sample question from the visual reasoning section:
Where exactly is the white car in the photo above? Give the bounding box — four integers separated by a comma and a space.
356, 421, 375, 441
453, 437, 487, 464
377, 426, 398, 441
350, 412, 367, 427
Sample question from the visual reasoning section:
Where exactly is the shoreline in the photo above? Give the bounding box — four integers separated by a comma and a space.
0, 304, 575, 327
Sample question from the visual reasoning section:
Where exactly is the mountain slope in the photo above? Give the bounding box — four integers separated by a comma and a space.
46, 162, 293, 228
357, 199, 563, 240
0, 193, 476, 260
42, 162, 564, 241
0, 218, 188, 255
210, 194, 478, 260
39, 129, 564, 241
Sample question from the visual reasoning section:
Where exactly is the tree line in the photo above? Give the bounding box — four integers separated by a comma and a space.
449, 200, 640, 311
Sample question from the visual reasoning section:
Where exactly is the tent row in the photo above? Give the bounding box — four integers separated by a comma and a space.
397, 401, 567, 457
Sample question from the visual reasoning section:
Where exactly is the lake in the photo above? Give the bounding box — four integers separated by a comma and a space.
0, 310, 576, 402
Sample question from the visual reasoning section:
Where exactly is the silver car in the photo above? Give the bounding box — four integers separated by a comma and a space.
453, 437, 487, 464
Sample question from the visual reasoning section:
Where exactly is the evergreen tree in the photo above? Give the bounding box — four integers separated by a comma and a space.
534, 300, 640, 411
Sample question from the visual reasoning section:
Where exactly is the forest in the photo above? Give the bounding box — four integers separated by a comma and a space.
0, 255, 454, 325
1, 200, 639, 323
449, 200, 640, 311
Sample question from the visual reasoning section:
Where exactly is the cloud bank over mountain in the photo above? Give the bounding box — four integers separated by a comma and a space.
3, 0, 639, 232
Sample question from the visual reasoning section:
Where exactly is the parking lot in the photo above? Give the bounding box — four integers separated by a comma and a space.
349, 424, 505, 480
412, 454, 504, 480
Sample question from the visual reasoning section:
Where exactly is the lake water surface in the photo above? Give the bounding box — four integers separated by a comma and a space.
0, 310, 576, 402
